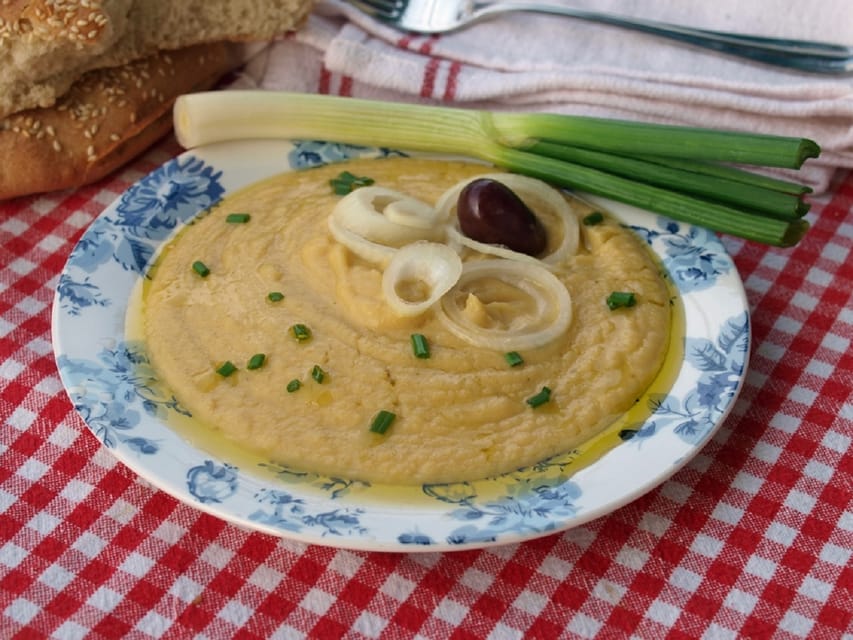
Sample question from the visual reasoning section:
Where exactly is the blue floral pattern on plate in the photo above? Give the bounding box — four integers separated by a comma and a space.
53, 139, 750, 551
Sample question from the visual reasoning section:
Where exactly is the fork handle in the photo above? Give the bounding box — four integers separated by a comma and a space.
472, 3, 852, 73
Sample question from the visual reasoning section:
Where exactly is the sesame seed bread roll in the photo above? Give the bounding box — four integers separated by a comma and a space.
0, 0, 313, 119
0, 42, 240, 200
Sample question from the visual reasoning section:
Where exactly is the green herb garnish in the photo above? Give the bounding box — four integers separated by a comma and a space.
410, 333, 430, 359
606, 291, 637, 310
330, 170, 375, 195
226, 213, 251, 223
267, 291, 285, 302
311, 365, 326, 383
582, 211, 604, 226
504, 351, 524, 367
216, 361, 237, 377
247, 353, 266, 370
192, 260, 210, 277
286, 379, 301, 393
291, 324, 311, 341
369, 410, 396, 435
526, 386, 552, 408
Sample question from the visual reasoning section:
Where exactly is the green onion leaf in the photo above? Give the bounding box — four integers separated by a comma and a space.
607, 291, 637, 310
504, 351, 524, 367
267, 291, 285, 302
247, 353, 266, 370
216, 361, 237, 377
330, 170, 375, 195
410, 333, 430, 359
526, 386, 552, 408
291, 324, 311, 341
192, 260, 210, 277
226, 213, 251, 223
369, 410, 396, 435
311, 365, 326, 383
582, 211, 604, 226
286, 379, 301, 393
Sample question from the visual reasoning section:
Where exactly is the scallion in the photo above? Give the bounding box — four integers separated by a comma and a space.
247, 353, 266, 370
607, 291, 637, 310
330, 170, 374, 195
286, 379, 301, 393
267, 291, 284, 302
369, 410, 396, 435
311, 365, 326, 383
174, 91, 821, 247
504, 351, 524, 367
526, 386, 552, 408
192, 260, 210, 277
226, 213, 251, 223
410, 333, 430, 359
291, 324, 311, 341
216, 361, 237, 377
582, 211, 604, 226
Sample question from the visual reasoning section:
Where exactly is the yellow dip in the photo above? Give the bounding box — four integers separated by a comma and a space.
143, 157, 672, 484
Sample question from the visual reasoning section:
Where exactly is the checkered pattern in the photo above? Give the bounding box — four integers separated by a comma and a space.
2, 130, 851, 638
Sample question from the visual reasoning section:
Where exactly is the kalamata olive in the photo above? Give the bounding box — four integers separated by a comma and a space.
457, 178, 547, 256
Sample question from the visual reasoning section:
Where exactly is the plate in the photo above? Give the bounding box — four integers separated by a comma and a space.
52, 139, 750, 551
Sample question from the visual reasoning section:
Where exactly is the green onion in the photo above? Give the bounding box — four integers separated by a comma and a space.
174, 91, 821, 247
247, 353, 266, 370
226, 213, 251, 223
330, 170, 374, 195
504, 351, 524, 367
607, 291, 637, 310
267, 291, 284, 302
582, 211, 604, 226
286, 379, 301, 393
291, 324, 311, 341
192, 260, 210, 277
526, 386, 552, 408
410, 333, 430, 359
311, 365, 326, 383
369, 410, 396, 435
216, 361, 237, 377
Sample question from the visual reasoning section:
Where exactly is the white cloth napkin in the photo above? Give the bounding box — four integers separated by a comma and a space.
233, 0, 853, 193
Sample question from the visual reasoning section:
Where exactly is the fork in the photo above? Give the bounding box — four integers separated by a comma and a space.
349, 0, 853, 74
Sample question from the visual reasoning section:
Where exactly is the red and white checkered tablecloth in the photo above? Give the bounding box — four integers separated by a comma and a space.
1, 130, 851, 639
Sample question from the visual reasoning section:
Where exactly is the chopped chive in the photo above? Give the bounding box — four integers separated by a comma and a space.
291, 324, 311, 341
369, 410, 396, 434
330, 171, 375, 195
526, 386, 552, 408
286, 379, 301, 393
606, 291, 637, 310
192, 260, 210, 277
504, 351, 524, 367
311, 365, 326, 383
226, 213, 251, 223
410, 333, 430, 359
216, 361, 237, 377
582, 211, 604, 226
267, 291, 285, 302
247, 353, 266, 370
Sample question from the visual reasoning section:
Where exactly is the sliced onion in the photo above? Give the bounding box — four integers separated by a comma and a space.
382, 242, 463, 317
327, 215, 395, 265
436, 259, 572, 351
332, 186, 441, 246
435, 173, 579, 268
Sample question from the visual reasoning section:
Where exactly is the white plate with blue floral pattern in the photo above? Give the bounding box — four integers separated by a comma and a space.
52, 139, 750, 551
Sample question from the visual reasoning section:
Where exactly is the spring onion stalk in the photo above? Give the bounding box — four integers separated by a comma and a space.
173, 91, 819, 246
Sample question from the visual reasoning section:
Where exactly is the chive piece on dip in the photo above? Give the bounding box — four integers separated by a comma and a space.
504, 351, 524, 367
311, 365, 326, 383
192, 260, 210, 277
291, 324, 311, 341
247, 353, 266, 370
267, 291, 284, 302
526, 386, 552, 408
330, 170, 374, 195
216, 361, 237, 377
606, 291, 637, 310
370, 410, 396, 434
226, 213, 251, 223
410, 333, 430, 359
286, 379, 301, 393
583, 211, 605, 226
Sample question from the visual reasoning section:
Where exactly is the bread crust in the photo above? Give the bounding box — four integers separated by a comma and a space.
0, 42, 240, 200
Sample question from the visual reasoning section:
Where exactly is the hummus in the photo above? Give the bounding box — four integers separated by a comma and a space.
144, 157, 672, 484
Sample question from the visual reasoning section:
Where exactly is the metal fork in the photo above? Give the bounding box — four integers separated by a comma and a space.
349, 0, 853, 74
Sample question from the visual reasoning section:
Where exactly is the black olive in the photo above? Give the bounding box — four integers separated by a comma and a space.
457, 178, 547, 256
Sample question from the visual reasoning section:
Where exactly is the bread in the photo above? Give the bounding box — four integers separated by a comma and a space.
0, 42, 241, 200
0, 0, 313, 199
0, 0, 313, 119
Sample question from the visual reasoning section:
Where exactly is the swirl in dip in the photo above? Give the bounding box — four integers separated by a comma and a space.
143, 157, 672, 484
